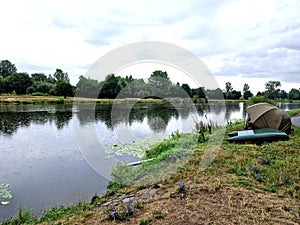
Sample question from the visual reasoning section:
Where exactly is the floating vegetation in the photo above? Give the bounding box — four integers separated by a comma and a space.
105, 134, 169, 158
0, 183, 12, 206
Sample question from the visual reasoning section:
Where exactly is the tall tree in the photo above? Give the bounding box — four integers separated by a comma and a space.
265, 80, 281, 99
31, 73, 47, 82
53, 69, 70, 83
148, 70, 172, 97
288, 88, 300, 100
148, 70, 171, 87
53, 81, 74, 97
76, 75, 100, 98
0, 60, 17, 78
225, 82, 233, 93
243, 83, 253, 99
5, 72, 33, 94
224, 82, 233, 99
181, 83, 191, 97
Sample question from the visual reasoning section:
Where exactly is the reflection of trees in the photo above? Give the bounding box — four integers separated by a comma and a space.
224, 102, 241, 121
0, 102, 247, 136
54, 111, 72, 129
0, 105, 73, 135
0, 112, 31, 135
75, 101, 198, 132
146, 107, 178, 132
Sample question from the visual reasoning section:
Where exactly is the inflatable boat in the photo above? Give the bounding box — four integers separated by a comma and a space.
227, 128, 289, 144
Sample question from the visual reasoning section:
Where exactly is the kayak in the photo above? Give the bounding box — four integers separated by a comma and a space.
227, 128, 289, 144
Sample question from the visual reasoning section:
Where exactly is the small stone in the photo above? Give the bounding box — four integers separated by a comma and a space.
123, 196, 134, 204
142, 193, 149, 199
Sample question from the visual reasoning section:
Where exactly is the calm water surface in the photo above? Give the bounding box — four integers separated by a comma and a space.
0, 101, 299, 221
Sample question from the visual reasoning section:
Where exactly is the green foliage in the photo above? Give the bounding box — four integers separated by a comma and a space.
287, 108, 300, 117
57, 97, 65, 104
110, 133, 200, 186
1, 203, 92, 224
5, 72, 33, 94
140, 219, 152, 225
145, 134, 181, 159
76, 75, 100, 98
105, 135, 168, 159
247, 95, 275, 106
264, 80, 281, 99
53, 81, 74, 97
0, 60, 17, 78
53, 69, 69, 83
0, 183, 12, 200
1, 207, 37, 225
288, 88, 300, 100
39, 202, 91, 222
105, 181, 125, 196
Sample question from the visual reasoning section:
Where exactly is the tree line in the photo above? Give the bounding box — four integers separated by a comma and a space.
0, 60, 300, 100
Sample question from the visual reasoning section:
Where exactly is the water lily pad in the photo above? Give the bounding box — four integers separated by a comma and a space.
1, 201, 10, 205
0, 183, 12, 199
105, 135, 168, 158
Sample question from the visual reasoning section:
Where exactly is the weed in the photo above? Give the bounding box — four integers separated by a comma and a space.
153, 210, 165, 219
139, 218, 152, 225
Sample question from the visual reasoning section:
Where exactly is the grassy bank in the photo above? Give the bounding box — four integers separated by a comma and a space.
0, 95, 195, 105
1, 95, 300, 105
1, 110, 300, 224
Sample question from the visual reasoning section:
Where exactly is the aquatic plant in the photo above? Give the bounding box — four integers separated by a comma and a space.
105, 135, 168, 158
0, 183, 12, 206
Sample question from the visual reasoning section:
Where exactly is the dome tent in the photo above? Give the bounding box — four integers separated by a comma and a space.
245, 102, 292, 134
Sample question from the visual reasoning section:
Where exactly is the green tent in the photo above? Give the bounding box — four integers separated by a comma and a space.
246, 103, 291, 134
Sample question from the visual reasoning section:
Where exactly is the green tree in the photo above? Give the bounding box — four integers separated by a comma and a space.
181, 83, 191, 97
0, 60, 17, 78
98, 74, 122, 98
76, 75, 100, 98
224, 82, 233, 99
148, 70, 172, 97
191, 87, 206, 99
265, 81, 281, 99
279, 90, 288, 99
5, 72, 33, 94
288, 88, 300, 100
242, 83, 253, 99
0, 75, 4, 93
31, 73, 47, 82
53, 69, 70, 83
243, 83, 250, 93
47, 74, 56, 83
53, 81, 74, 97
230, 90, 242, 99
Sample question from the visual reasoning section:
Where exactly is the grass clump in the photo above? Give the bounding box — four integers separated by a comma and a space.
1, 202, 93, 225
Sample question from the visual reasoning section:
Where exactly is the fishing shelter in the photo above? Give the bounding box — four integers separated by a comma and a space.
245, 103, 292, 134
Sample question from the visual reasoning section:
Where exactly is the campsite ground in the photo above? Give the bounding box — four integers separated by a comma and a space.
1, 107, 300, 225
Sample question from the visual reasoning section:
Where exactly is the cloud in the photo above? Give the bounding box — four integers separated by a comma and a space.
0, 0, 299, 91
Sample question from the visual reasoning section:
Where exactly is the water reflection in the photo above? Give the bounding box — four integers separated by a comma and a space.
0, 105, 73, 135
1, 101, 299, 136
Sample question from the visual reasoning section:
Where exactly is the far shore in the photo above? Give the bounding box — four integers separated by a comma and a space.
0, 95, 300, 104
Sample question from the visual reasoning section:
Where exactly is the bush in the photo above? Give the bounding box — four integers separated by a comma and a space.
247, 96, 275, 106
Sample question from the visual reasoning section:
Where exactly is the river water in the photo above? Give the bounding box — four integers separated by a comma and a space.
0, 101, 299, 221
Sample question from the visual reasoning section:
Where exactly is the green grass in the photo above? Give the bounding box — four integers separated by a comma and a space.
1, 202, 93, 225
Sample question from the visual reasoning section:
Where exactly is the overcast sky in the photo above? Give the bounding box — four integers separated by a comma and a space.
0, 0, 300, 94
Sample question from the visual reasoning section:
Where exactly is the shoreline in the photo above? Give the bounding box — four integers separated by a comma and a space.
1, 95, 300, 105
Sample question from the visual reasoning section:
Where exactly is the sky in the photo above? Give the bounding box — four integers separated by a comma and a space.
0, 0, 300, 94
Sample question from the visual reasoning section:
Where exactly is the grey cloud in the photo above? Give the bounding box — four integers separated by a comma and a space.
83, 24, 125, 46
216, 43, 300, 84
276, 30, 300, 51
